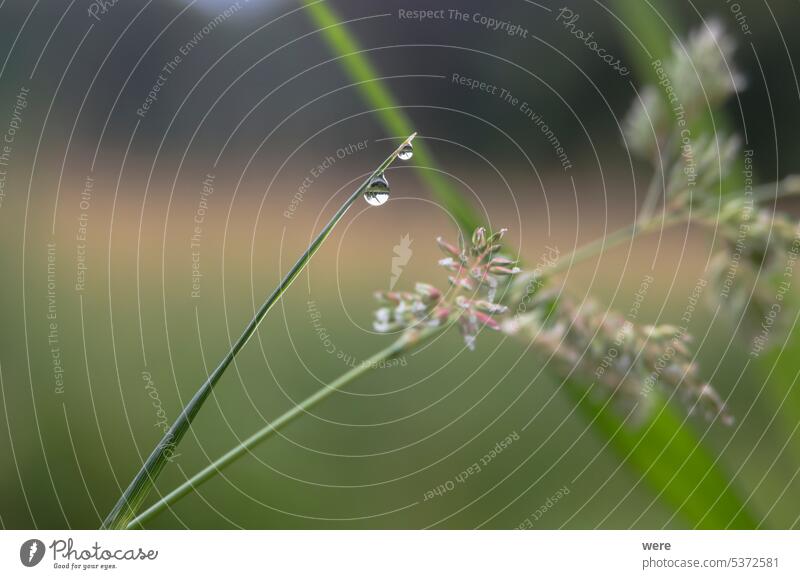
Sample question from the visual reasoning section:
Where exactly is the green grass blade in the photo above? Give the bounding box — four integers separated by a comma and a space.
300, 0, 482, 234
565, 381, 757, 528
101, 133, 417, 530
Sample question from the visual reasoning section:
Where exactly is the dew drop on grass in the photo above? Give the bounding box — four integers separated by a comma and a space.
398, 143, 413, 161
364, 173, 390, 206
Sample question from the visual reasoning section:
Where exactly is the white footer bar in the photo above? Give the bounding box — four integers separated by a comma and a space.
1, 530, 798, 577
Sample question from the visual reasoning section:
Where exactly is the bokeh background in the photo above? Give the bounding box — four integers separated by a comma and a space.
1, 0, 800, 529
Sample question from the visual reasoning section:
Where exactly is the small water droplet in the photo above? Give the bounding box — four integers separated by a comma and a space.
398, 142, 414, 161
364, 173, 390, 206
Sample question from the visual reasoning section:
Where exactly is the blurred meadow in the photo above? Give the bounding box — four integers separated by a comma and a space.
1, 0, 800, 529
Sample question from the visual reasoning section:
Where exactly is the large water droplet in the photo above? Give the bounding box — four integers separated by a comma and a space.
363, 173, 390, 206
398, 142, 414, 161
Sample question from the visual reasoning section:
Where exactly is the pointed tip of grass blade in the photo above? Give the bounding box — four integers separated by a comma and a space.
399, 131, 417, 151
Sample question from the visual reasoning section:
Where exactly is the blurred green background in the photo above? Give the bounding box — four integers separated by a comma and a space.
1, 0, 799, 529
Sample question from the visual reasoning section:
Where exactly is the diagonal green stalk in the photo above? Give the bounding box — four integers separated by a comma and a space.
301, 0, 482, 235
126, 324, 444, 528
101, 133, 417, 530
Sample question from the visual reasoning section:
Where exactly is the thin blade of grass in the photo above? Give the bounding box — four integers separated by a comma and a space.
101, 133, 417, 530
